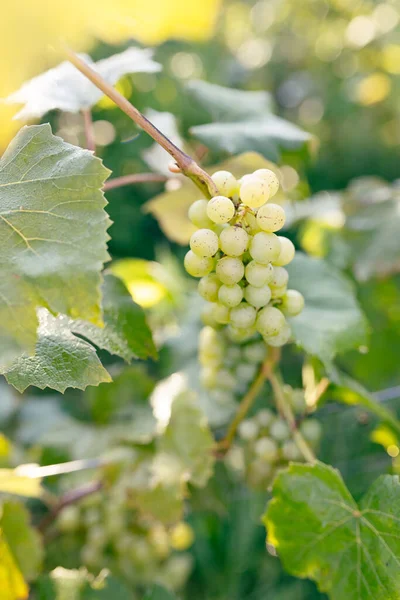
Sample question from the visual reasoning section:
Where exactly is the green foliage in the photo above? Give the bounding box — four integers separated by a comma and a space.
265, 462, 400, 600
143, 585, 177, 600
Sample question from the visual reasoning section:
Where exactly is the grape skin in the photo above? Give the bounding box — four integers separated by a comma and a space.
211, 170, 238, 197
256, 306, 286, 337
219, 226, 249, 257
190, 228, 219, 258
206, 195, 235, 224
264, 323, 291, 347
184, 250, 214, 277
244, 283, 272, 308
249, 232, 281, 264
230, 302, 257, 329
240, 176, 270, 208
270, 266, 289, 289
198, 274, 220, 302
245, 260, 273, 287
281, 289, 305, 316
256, 203, 285, 232
274, 236, 295, 266
253, 169, 280, 197
218, 283, 244, 307
188, 199, 214, 228
216, 256, 245, 284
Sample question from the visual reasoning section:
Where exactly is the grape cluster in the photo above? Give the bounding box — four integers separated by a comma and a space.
226, 387, 322, 489
56, 489, 194, 592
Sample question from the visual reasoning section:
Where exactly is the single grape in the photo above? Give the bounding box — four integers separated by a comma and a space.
198, 274, 220, 302
238, 419, 259, 441
225, 346, 242, 364
190, 228, 219, 258
219, 226, 249, 257
248, 458, 273, 485
253, 168, 280, 197
271, 284, 287, 299
184, 250, 214, 277
169, 522, 195, 551
211, 170, 238, 197
243, 341, 267, 364
256, 203, 286, 232
199, 326, 224, 359
57, 505, 80, 532
201, 303, 219, 327
87, 525, 107, 549
254, 437, 279, 461
216, 256, 245, 284
300, 419, 322, 444
216, 368, 237, 390
218, 283, 244, 307
236, 362, 257, 383
270, 418, 291, 441
226, 323, 257, 342
244, 283, 272, 308
281, 440, 303, 461
274, 236, 295, 266
81, 545, 102, 567
281, 289, 305, 316
290, 389, 306, 414
188, 199, 214, 228
249, 232, 281, 264
240, 176, 270, 208
230, 302, 257, 329
264, 323, 291, 347
211, 302, 231, 324
245, 260, 273, 287
270, 266, 289, 289
207, 195, 235, 224
256, 306, 286, 337
256, 408, 275, 428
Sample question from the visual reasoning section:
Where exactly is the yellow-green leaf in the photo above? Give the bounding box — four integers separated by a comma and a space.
0, 532, 28, 600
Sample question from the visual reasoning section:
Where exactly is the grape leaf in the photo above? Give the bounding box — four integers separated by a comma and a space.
143, 585, 177, 600
187, 80, 312, 161
0, 532, 28, 600
6, 48, 162, 120
0, 124, 110, 368
286, 253, 368, 361
265, 462, 400, 600
0, 468, 42, 498
0, 501, 43, 580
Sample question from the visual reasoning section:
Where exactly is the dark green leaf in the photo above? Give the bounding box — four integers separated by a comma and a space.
143, 584, 177, 600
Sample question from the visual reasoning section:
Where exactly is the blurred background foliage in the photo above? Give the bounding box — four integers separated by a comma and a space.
2, 0, 400, 598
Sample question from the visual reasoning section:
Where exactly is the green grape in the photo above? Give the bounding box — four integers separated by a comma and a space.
270, 418, 291, 441
200, 367, 216, 388
270, 266, 289, 289
281, 289, 305, 316
87, 525, 107, 548
238, 419, 259, 440
206, 195, 235, 224
230, 302, 257, 329
300, 419, 322, 444
198, 273, 221, 302
256, 408, 275, 428
245, 260, 273, 287
226, 323, 257, 342
190, 228, 219, 258
218, 283, 244, 307
244, 212, 261, 234
199, 326, 224, 359
211, 302, 231, 324
57, 505, 80, 532
248, 458, 273, 486
265, 323, 292, 347
249, 232, 281, 264
225, 346, 242, 364
184, 250, 214, 277
216, 256, 245, 284
253, 437, 279, 461
188, 199, 214, 228
105, 513, 125, 537
256, 306, 286, 337
253, 168, 280, 197
274, 236, 295, 266
244, 283, 272, 308
243, 340, 267, 363
219, 225, 249, 256
240, 175, 270, 208
290, 389, 306, 413
212, 389, 234, 405
169, 522, 195, 551
81, 544, 102, 568
256, 203, 286, 232
236, 362, 257, 383
281, 440, 303, 461
216, 368, 237, 390
82, 507, 101, 527
201, 302, 219, 327
211, 170, 239, 197
271, 284, 287, 299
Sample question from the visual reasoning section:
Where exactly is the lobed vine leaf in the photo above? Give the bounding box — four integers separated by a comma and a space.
265, 461, 400, 600
6, 48, 162, 120
0, 124, 110, 368
286, 253, 368, 361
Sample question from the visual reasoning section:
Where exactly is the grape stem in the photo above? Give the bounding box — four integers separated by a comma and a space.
268, 370, 316, 463
216, 349, 280, 453
104, 173, 168, 191
64, 48, 218, 199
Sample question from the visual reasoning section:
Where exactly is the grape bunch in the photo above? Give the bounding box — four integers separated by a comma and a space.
185, 168, 304, 347
226, 387, 322, 489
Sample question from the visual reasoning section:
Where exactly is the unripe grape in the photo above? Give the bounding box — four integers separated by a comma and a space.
227, 324, 257, 342
256, 306, 286, 337
271, 285, 287, 299
254, 437, 279, 461
88, 525, 107, 548
218, 283, 243, 307
211, 302, 231, 324
212, 389, 234, 405
238, 419, 259, 441
264, 323, 291, 347
256, 203, 285, 232
207, 196, 235, 224
230, 302, 257, 329
169, 522, 195, 551
300, 419, 322, 444
57, 505, 80, 532
270, 266, 289, 289
198, 274, 220, 302
281, 290, 305, 316
184, 250, 214, 277
236, 362, 257, 382
199, 326, 224, 359
226, 346, 242, 364
248, 458, 273, 485
211, 170, 238, 197
274, 236, 295, 266
281, 440, 302, 461
249, 232, 281, 264
270, 418, 291, 441
244, 283, 272, 308
219, 226, 249, 256
253, 169, 280, 197
216, 369, 237, 390
201, 303, 219, 327
290, 389, 306, 414
200, 367, 217, 388
188, 199, 214, 228
256, 408, 275, 428
240, 176, 270, 208
216, 256, 244, 284
243, 341, 267, 363
245, 260, 273, 287
190, 228, 219, 258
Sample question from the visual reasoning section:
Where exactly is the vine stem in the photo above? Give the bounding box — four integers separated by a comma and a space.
216, 349, 280, 452
64, 48, 218, 199
104, 173, 168, 191
82, 109, 96, 152
268, 370, 316, 463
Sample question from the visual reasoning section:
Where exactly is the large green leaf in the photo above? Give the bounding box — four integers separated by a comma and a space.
265, 462, 400, 600
0, 501, 43, 581
143, 585, 177, 600
287, 253, 368, 361
187, 81, 312, 161
0, 124, 110, 367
